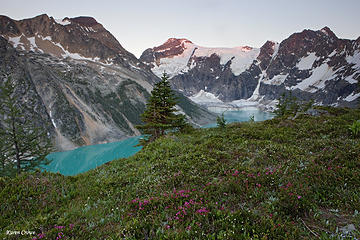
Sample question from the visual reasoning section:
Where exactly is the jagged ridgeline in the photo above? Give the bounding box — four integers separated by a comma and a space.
140, 29, 360, 107
0, 14, 215, 151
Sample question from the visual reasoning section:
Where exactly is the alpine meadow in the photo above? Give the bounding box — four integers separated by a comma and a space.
1, 1, 360, 239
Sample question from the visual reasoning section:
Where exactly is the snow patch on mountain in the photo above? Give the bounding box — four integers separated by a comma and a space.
346, 50, 360, 69
153, 45, 194, 78
345, 73, 358, 84
344, 92, 360, 102
189, 90, 223, 103
152, 42, 259, 78
7, 35, 22, 48
297, 52, 318, 70
55, 18, 71, 26
193, 46, 260, 75
49, 110, 57, 128
263, 74, 288, 85
291, 63, 334, 93
28, 36, 41, 52
248, 72, 265, 100
272, 43, 280, 58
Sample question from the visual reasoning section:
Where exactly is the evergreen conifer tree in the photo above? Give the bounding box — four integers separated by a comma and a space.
0, 77, 52, 176
136, 73, 186, 145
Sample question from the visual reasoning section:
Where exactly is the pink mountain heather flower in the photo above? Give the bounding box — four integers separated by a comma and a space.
297, 195, 302, 199
189, 199, 196, 204
54, 225, 65, 229
196, 207, 210, 215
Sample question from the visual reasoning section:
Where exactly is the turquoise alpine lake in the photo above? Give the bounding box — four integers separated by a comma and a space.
202, 108, 274, 128
44, 109, 274, 176
44, 136, 143, 176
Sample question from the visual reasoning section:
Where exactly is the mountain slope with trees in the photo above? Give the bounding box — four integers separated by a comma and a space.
0, 14, 215, 151
0, 77, 52, 176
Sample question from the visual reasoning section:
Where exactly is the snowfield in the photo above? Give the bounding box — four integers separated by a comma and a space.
152, 41, 260, 78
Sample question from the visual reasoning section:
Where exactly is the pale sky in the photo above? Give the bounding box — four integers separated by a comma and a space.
2, 0, 360, 57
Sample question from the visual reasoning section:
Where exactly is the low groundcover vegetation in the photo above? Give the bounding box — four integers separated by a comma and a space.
1, 107, 359, 239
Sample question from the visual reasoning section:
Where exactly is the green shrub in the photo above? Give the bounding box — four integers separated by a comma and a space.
349, 120, 360, 137
274, 92, 314, 118
216, 113, 227, 128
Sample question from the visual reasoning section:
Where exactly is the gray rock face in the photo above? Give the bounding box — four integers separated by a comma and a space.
257, 27, 359, 108
0, 15, 215, 151
141, 27, 359, 108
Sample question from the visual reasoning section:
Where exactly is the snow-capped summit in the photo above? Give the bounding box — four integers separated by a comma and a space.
140, 38, 260, 78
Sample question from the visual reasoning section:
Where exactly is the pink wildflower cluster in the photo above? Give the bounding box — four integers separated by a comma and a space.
171, 198, 204, 221
170, 188, 190, 198
32, 233, 45, 240
265, 167, 277, 175
280, 182, 304, 200
196, 207, 210, 215
56, 232, 64, 240
31, 224, 74, 240
131, 197, 158, 210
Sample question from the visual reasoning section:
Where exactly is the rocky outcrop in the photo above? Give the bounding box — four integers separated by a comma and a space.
257, 27, 359, 107
0, 14, 138, 66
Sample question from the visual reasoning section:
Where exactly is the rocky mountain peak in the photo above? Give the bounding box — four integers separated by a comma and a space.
355, 36, 360, 47
257, 40, 278, 70
274, 27, 340, 69
67, 16, 99, 26
140, 38, 194, 67
153, 38, 193, 54
0, 14, 144, 66
319, 26, 338, 39
165, 37, 192, 44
